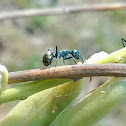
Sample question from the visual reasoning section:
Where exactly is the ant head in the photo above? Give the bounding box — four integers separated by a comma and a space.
71, 50, 80, 59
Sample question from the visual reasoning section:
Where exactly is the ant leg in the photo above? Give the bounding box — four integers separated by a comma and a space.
63, 59, 65, 65
40, 63, 43, 70
55, 52, 61, 67
55, 57, 59, 67
48, 64, 51, 71
63, 56, 72, 65
69, 58, 71, 65
64, 56, 77, 64
72, 57, 77, 64
121, 38, 126, 47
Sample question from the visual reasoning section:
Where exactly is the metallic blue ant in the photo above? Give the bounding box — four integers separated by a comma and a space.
122, 38, 126, 47
42, 46, 84, 67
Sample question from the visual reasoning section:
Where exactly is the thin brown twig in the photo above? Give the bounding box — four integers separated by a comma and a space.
0, 3, 126, 21
8, 63, 126, 84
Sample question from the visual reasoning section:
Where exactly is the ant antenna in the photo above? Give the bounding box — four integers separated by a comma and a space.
121, 38, 126, 47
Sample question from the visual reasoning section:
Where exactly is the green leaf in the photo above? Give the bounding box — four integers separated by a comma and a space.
50, 77, 126, 126
0, 79, 70, 104
96, 48, 126, 63
0, 79, 84, 126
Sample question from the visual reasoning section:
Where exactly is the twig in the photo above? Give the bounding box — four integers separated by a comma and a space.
8, 63, 126, 84
0, 3, 126, 21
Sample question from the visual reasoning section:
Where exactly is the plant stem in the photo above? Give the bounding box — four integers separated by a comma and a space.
0, 3, 126, 21
8, 63, 126, 84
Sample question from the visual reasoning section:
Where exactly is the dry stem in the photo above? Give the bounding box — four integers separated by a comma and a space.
8, 63, 126, 84
0, 3, 126, 21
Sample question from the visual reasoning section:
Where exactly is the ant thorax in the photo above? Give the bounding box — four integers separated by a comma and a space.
59, 50, 71, 58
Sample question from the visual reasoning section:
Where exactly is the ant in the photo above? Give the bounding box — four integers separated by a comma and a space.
42, 46, 84, 67
122, 38, 126, 47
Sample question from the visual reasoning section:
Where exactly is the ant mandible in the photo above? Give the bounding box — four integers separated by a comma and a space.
42, 46, 84, 67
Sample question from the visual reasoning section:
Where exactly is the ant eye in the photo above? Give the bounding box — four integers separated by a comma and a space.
75, 52, 77, 54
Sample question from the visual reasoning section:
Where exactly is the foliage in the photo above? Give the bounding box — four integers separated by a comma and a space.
0, 1, 126, 125
0, 48, 126, 125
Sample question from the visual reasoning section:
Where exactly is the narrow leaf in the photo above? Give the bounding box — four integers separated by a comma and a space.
0, 79, 70, 104
0, 79, 84, 126
50, 77, 126, 126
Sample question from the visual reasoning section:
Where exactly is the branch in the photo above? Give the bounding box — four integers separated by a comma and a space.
8, 63, 126, 84
0, 3, 126, 21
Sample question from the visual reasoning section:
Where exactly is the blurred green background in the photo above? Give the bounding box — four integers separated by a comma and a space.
0, 0, 126, 126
